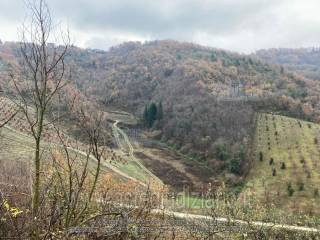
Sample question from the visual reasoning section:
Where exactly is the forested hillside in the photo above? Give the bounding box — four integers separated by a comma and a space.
254, 48, 320, 81
1, 40, 320, 181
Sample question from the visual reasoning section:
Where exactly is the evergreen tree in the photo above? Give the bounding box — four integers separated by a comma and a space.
229, 156, 241, 174
259, 152, 263, 161
156, 101, 163, 120
143, 105, 149, 125
216, 144, 229, 161
143, 101, 163, 128
148, 102, 157, 127
269, 158, 274, 165
210, 52, 217, 62
287, 182, 294, 196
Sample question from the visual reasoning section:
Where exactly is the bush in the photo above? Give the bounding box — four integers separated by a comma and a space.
259, 152, 263, 161
287, 183, 295, 196
272, 168, 277, 176
269, 158, 274, 165
298, 182, 305, 191
229, 147, 245, 175
281, 162, 286, 169
229, 157, 241, 174
215, 144, 229, 161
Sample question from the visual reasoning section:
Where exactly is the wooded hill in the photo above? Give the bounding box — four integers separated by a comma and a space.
253, 47, 320, 81
1, 40, 320, 182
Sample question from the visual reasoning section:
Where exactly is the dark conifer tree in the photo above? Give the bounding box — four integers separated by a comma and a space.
148, 102, 157, 127
156, 101, 163, 120
143, 104, 149, 125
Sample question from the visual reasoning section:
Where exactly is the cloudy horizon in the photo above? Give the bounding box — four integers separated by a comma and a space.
1, 0, 320, 53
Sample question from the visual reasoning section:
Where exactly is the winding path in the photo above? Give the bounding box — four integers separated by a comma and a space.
112, 120, 163, 184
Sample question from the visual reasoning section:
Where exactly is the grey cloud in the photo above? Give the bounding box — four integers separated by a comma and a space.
0, 1, 25, 23
1, 0, 320, 53
51, 0, 282, 37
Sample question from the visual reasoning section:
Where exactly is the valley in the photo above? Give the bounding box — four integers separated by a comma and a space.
2, 0, 320, 238
1, 39, 320, 238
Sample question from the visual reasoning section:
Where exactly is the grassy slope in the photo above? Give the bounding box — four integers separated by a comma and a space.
110, 119, 163, 184
0, 126, 128, 182
245, 113, 320, 215
0, 127, 34, 164
0, 96, 154, 184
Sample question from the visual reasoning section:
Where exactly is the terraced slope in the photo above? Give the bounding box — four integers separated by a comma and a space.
0, 125, 133, 182
245, 113, 320, 215
0, 96, 160, 186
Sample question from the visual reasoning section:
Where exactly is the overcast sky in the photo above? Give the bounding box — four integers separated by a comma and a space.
1, 0, 320, 53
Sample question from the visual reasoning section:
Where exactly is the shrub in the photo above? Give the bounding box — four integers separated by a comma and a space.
287, 183, 295, 196
272, 168, 276, 176
259, 152, 263, 161
229, 146, 245, 175
314, 188, 319, 197
281, 162, 286, 169
164, 68, 174, 77
215, 144, 229, 161
314, 138, 318, 144
229, 157, 241, 175
298, 182, 305, 191
269, 158, 274, 165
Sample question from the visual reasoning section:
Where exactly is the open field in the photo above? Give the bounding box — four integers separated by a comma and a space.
244, 113, 320, 215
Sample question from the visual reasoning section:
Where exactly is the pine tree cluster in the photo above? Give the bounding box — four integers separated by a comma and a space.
143, 101, 163, 128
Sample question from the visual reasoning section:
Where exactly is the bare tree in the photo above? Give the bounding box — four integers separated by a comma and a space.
9, 0, 69, 237
0, 111, 18, 128
62, 107, 105, 228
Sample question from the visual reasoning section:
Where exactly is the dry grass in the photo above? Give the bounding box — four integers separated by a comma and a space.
244, 113, 320, 216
